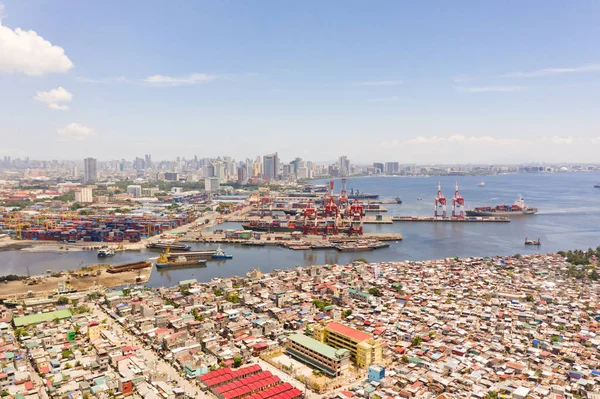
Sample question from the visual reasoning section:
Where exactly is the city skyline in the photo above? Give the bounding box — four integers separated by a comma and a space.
2, 1, 600, 162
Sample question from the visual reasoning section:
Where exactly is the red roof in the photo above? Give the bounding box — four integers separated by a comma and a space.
327, 321, 372, 342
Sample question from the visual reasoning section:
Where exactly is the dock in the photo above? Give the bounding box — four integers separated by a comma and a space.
391, 216, 510, 223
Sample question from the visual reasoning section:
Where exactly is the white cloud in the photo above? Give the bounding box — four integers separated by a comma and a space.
399, 135, 527, 146
77, 76, 127, 84
367, 96, 400, 103
144, 73, 218, 87
34, 86, 72, 110
0, 18, 74, 75
56, 123, 94, 141
355, 80, 402, 87
458, 86, 526, 93
544, 136, 574, 145
501, 64, 600, 78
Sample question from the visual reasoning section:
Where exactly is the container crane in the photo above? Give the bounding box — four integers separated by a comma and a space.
434, 181, 447, 218
452, 180, 465, 218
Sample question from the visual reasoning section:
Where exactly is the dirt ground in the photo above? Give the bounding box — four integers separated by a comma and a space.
0, 267, 152, 298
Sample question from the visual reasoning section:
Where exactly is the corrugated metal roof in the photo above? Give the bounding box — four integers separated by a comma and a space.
13, 309, 72, 327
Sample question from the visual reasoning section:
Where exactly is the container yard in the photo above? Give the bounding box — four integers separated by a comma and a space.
0, 212, 192, 243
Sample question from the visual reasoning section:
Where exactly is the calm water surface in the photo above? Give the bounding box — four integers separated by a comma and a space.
1, 173, 599, 286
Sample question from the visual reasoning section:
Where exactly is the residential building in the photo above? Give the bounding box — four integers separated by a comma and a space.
384, 162, 399, 174
285, 334, 350, 377
338, 156, 350, 177
74, 187, 93, 203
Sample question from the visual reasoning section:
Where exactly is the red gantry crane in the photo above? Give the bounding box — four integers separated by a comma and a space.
452, 180, 465, 218
434, 180, 447, 218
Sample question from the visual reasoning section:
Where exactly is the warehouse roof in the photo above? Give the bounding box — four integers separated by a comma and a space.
13, 309, 72, 327
288, 334, 349, 360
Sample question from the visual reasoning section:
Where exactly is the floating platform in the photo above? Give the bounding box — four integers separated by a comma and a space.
392, 216, 509, 223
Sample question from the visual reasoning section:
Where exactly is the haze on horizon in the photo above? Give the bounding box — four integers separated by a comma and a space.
1, 1, 599, 164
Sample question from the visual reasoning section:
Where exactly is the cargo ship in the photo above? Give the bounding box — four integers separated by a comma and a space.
146, 242, 191, 251
348, 189, 379, 200
156, 249, 207, 268
107, 261, 152, 273
465, 196, 538, 217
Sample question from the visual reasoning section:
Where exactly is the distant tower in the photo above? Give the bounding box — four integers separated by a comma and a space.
84, 158, 98, 183
452, 181, 465, 218
434, 181, 447, 218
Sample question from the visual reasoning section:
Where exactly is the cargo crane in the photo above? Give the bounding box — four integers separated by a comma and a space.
338, 178, 349, 212
347, 198, 364, 235
452, 181, 465, 218
434, 181, 447, 218
323, 181, 338, 218
302, 199, 321, 235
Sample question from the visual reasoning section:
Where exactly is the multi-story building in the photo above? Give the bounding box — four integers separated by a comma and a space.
313, 321, 383, 368
74, 187, 93, 203
384, 162, 399, 174
126, 185, 142, 197
285, 334, 350, 377
372, 163, 384, 174
263, 153, 279, 181
205, 177, 220, 192
164, 172, 179, 181
84, 157, 97, 183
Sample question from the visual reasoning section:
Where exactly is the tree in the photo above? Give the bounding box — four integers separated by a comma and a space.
62, 349, 73, 359
368, 287, 383, 297
233, 356, 243, 368
70, 202, 84, 211
14, 328, 28, 339
354, 258, 368, 263
71, 298, 79, 307
342, 310, 352, 319
525, 294, 534, 302
75, 360, 81, 367
64, 363, 72, 369
57, 296, 69, 305
411, 335, 422, 347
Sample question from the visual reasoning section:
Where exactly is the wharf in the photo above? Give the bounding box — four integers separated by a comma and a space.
364, 207, 387, 212
392, 216, 510, 223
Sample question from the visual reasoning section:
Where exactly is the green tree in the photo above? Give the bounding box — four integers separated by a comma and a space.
411, 335, 422, 347
342, 310, 352, 319
57, 296, 70, 305
233, 356, 243, 368
368, 287, 383, 297
71, 298, 79, 307
354, 258, 368, 263
525, 294, 534, 302
70, 202, 84, 211
62, 349, 73, 359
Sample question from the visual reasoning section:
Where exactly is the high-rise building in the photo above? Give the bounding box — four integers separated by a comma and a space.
237, 166, 248, 185
384, 162, 399, 174
338, 156, 350, 177
372, 163, 384, 174
144, 154, 152, 169
84, 158, 98, 183
164, 172, 179, 181
263, 153, 279, 181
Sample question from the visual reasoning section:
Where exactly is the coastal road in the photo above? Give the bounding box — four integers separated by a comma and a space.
92, 305, 211, 399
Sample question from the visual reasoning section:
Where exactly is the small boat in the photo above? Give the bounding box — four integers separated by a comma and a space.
417, 198, 423, 201
98, 248, 116, 258
212, 246, 233, 259
395, 196, 402, 204
595, 183, 600, 188
478, 181, 485, 187
525, 237, 541, 246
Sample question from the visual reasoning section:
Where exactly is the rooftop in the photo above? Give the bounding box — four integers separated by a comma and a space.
13, 309, 72, 327
288, 334, 349, 361
326, 321, 372, 342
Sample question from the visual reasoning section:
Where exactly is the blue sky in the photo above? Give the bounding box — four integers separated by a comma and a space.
1, 0, 600, 163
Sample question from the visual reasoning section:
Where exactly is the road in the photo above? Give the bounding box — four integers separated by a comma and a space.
93, 305, 212, 398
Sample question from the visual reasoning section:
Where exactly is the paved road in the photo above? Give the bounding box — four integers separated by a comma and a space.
93, 305, 211, 398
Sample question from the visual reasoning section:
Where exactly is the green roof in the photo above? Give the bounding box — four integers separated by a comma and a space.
348, 288, 371, 298
288, 334, 349, 361
13, 309, 72, 327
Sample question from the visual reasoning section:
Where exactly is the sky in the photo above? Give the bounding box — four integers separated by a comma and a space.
1, 0, 600, 164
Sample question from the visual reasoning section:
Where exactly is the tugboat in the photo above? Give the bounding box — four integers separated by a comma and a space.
395, 196, 402, 204
211, 246, 233, 259
525, 237, 541, 246
97, 248, 116, 258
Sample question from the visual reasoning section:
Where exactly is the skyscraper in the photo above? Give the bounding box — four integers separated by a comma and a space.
338, 156, 350, 177
84, 158, 98, 183
263, 153, 279, 181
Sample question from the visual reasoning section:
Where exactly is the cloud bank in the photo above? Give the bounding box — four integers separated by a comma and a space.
34, 87, 72, 110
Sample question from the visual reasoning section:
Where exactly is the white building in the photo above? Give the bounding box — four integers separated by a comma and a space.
205, 177, 220, 192
74, 187, 93, 203
297, 167, 311, 179
127, 185, 142, 197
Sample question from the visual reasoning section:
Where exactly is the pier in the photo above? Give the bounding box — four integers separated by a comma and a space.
392, 216, 510, 223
